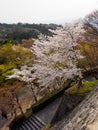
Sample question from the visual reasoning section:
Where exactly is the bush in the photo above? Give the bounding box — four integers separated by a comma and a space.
67, 80, 98, 97
0, 43, 32, 87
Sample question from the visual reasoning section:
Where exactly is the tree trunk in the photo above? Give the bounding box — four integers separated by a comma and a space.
78, 78, 83, 89
33, 94, 38, 102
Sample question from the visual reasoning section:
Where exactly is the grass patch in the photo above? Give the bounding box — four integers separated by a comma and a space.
67, 80, 98, 97
43, 123, 51, 130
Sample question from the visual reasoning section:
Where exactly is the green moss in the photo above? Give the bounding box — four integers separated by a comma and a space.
82, 116, 87, 122
43, 123, 51, 130
67, 80, 98, 97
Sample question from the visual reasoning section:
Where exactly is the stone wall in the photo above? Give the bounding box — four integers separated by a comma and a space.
51, 93, 82, 124
52, 85, 98, 130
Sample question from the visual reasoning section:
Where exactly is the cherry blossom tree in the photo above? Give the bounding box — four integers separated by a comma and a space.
7, 21, 85, 95
31, 22, 85, 90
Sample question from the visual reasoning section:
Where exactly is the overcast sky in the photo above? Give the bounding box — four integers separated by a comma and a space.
0, 0, 98, 24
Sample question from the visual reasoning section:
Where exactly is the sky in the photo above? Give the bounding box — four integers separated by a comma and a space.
0, 0, 98, 24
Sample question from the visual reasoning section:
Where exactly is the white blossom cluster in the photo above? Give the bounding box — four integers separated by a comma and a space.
7, 65, 34, 83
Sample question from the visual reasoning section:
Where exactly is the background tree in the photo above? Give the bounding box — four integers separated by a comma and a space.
79, 10, 98, 78
0, 43, 32, 86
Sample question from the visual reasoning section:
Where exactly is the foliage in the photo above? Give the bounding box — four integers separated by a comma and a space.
0, 43, 32, 86
78, 43, 98, 71
78, 10, 98, 71
0, 23, 61, 44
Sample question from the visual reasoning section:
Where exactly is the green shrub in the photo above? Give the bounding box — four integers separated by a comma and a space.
67, 80, 98, 97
